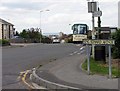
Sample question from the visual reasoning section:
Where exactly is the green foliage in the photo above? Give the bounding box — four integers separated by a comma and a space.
20, 29, 29, 39
42, 36, 52, 43
65, 34, 73, 43
14, 31, 20, 36
0, 39, 10, 46
19, 29, 42, 43
82, 58, 120, 77
111, 29, 120, 58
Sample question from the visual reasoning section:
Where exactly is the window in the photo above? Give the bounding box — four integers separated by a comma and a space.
72, 24, 88, 35
3, 25, 7, 30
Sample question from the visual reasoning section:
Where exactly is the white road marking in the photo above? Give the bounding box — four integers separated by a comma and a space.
77, 53, 80, 54
80, 50, 85, 54
69, 46, 85, 56
32, 83, 46, 89
69, 53, 74, 56
74, 51, 78, 54
80, 46, 85, 51
76, 44, 81, 47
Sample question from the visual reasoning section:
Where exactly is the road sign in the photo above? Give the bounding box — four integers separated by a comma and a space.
83, 39, 115, 45
93, 11, 102, 17
84, 39, 115, 78
73, 35, 87, 41
88, 2, 97, 13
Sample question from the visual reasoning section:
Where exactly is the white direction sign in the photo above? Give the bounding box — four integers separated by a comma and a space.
84, 39, 115, 78
83, 39, 115, 45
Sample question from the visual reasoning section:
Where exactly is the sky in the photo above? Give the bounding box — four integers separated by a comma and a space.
118, 1, 120, 28
0, 0, 119, 34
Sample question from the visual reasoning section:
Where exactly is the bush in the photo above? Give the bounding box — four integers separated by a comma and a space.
112, 29, 120, 58
0, 39, 10, 46
65, 36, 73, 43
42, 36, 52, 43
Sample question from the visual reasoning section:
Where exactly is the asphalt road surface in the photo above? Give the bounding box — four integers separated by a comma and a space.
2, 43, 81, 89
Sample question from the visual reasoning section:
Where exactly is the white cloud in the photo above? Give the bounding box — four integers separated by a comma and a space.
0, 0, 118, 34
1, 0, 31, 3
31, 0, 119, 3
97, 0, 119, 3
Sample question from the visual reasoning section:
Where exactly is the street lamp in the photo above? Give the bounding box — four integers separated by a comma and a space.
39, 9, 50, 43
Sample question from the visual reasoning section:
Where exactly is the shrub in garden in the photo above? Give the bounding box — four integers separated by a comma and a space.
112, 29, 120, 59
0, 39, 10, 46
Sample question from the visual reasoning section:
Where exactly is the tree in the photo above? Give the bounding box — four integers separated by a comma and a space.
14, 31, 20, 36
65, 34, 73, 43
42, 36, 52, 43
20, 29, 29, 39
19, 28, 42, 43
112, 29, 120, 58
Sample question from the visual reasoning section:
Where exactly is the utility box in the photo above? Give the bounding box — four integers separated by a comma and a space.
95, 46, 106, 62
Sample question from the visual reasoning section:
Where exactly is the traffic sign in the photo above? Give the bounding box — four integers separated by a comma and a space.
84, 39, 115, 78
83, 39, 115, 45
93, 11, 102, 17
88, 2, 97, 13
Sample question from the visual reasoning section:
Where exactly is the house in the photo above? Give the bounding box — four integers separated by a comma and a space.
0, 18, 15, 39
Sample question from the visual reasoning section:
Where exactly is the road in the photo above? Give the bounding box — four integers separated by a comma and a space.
2, 43, 81, 89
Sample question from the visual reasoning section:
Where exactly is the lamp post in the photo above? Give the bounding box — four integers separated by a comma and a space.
39, 9, 50, 43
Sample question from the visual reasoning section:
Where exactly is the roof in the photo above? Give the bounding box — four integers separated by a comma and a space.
0, 18, 14, 26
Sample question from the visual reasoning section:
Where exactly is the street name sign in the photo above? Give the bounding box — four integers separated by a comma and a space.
83, 39, 115, 45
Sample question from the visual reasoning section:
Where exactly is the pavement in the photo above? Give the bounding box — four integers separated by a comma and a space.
1, 43, 36, 49
35, 51, 119, 90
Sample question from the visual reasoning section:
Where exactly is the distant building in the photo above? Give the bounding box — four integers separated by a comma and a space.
0, 18, 15, 39
49, 35, 59, 39
59, 32, 64, 37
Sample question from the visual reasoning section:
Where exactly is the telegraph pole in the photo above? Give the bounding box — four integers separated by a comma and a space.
97, 7, 101, 39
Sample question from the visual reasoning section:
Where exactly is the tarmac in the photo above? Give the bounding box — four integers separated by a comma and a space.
35, 51, 119, 90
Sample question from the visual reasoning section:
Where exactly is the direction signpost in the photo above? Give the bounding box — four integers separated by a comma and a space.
83, 39, 115, 78
83, 39, 115, 45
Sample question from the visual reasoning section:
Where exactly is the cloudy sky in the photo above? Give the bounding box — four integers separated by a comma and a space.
0, 0, 119, 34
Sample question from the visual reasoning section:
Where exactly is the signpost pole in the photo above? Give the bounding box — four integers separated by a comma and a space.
92, 12, 95, 58
108, 45, 112, 78
87, 45, 90, 75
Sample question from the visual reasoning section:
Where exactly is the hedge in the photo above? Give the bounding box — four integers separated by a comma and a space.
0, 39, 10, 46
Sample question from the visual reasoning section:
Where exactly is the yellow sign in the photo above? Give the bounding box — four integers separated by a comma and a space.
83, 39, 115, 45
73, 34, 87, 41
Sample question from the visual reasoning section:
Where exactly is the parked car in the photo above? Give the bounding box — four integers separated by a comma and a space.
52, 38, 60, 43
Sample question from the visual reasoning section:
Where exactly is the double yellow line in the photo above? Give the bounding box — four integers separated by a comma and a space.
21, 70, 34, 89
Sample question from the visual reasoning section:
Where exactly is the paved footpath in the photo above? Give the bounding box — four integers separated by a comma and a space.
36, 53, 118, 90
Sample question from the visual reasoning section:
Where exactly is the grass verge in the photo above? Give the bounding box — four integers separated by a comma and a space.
82, 57, 120, 78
